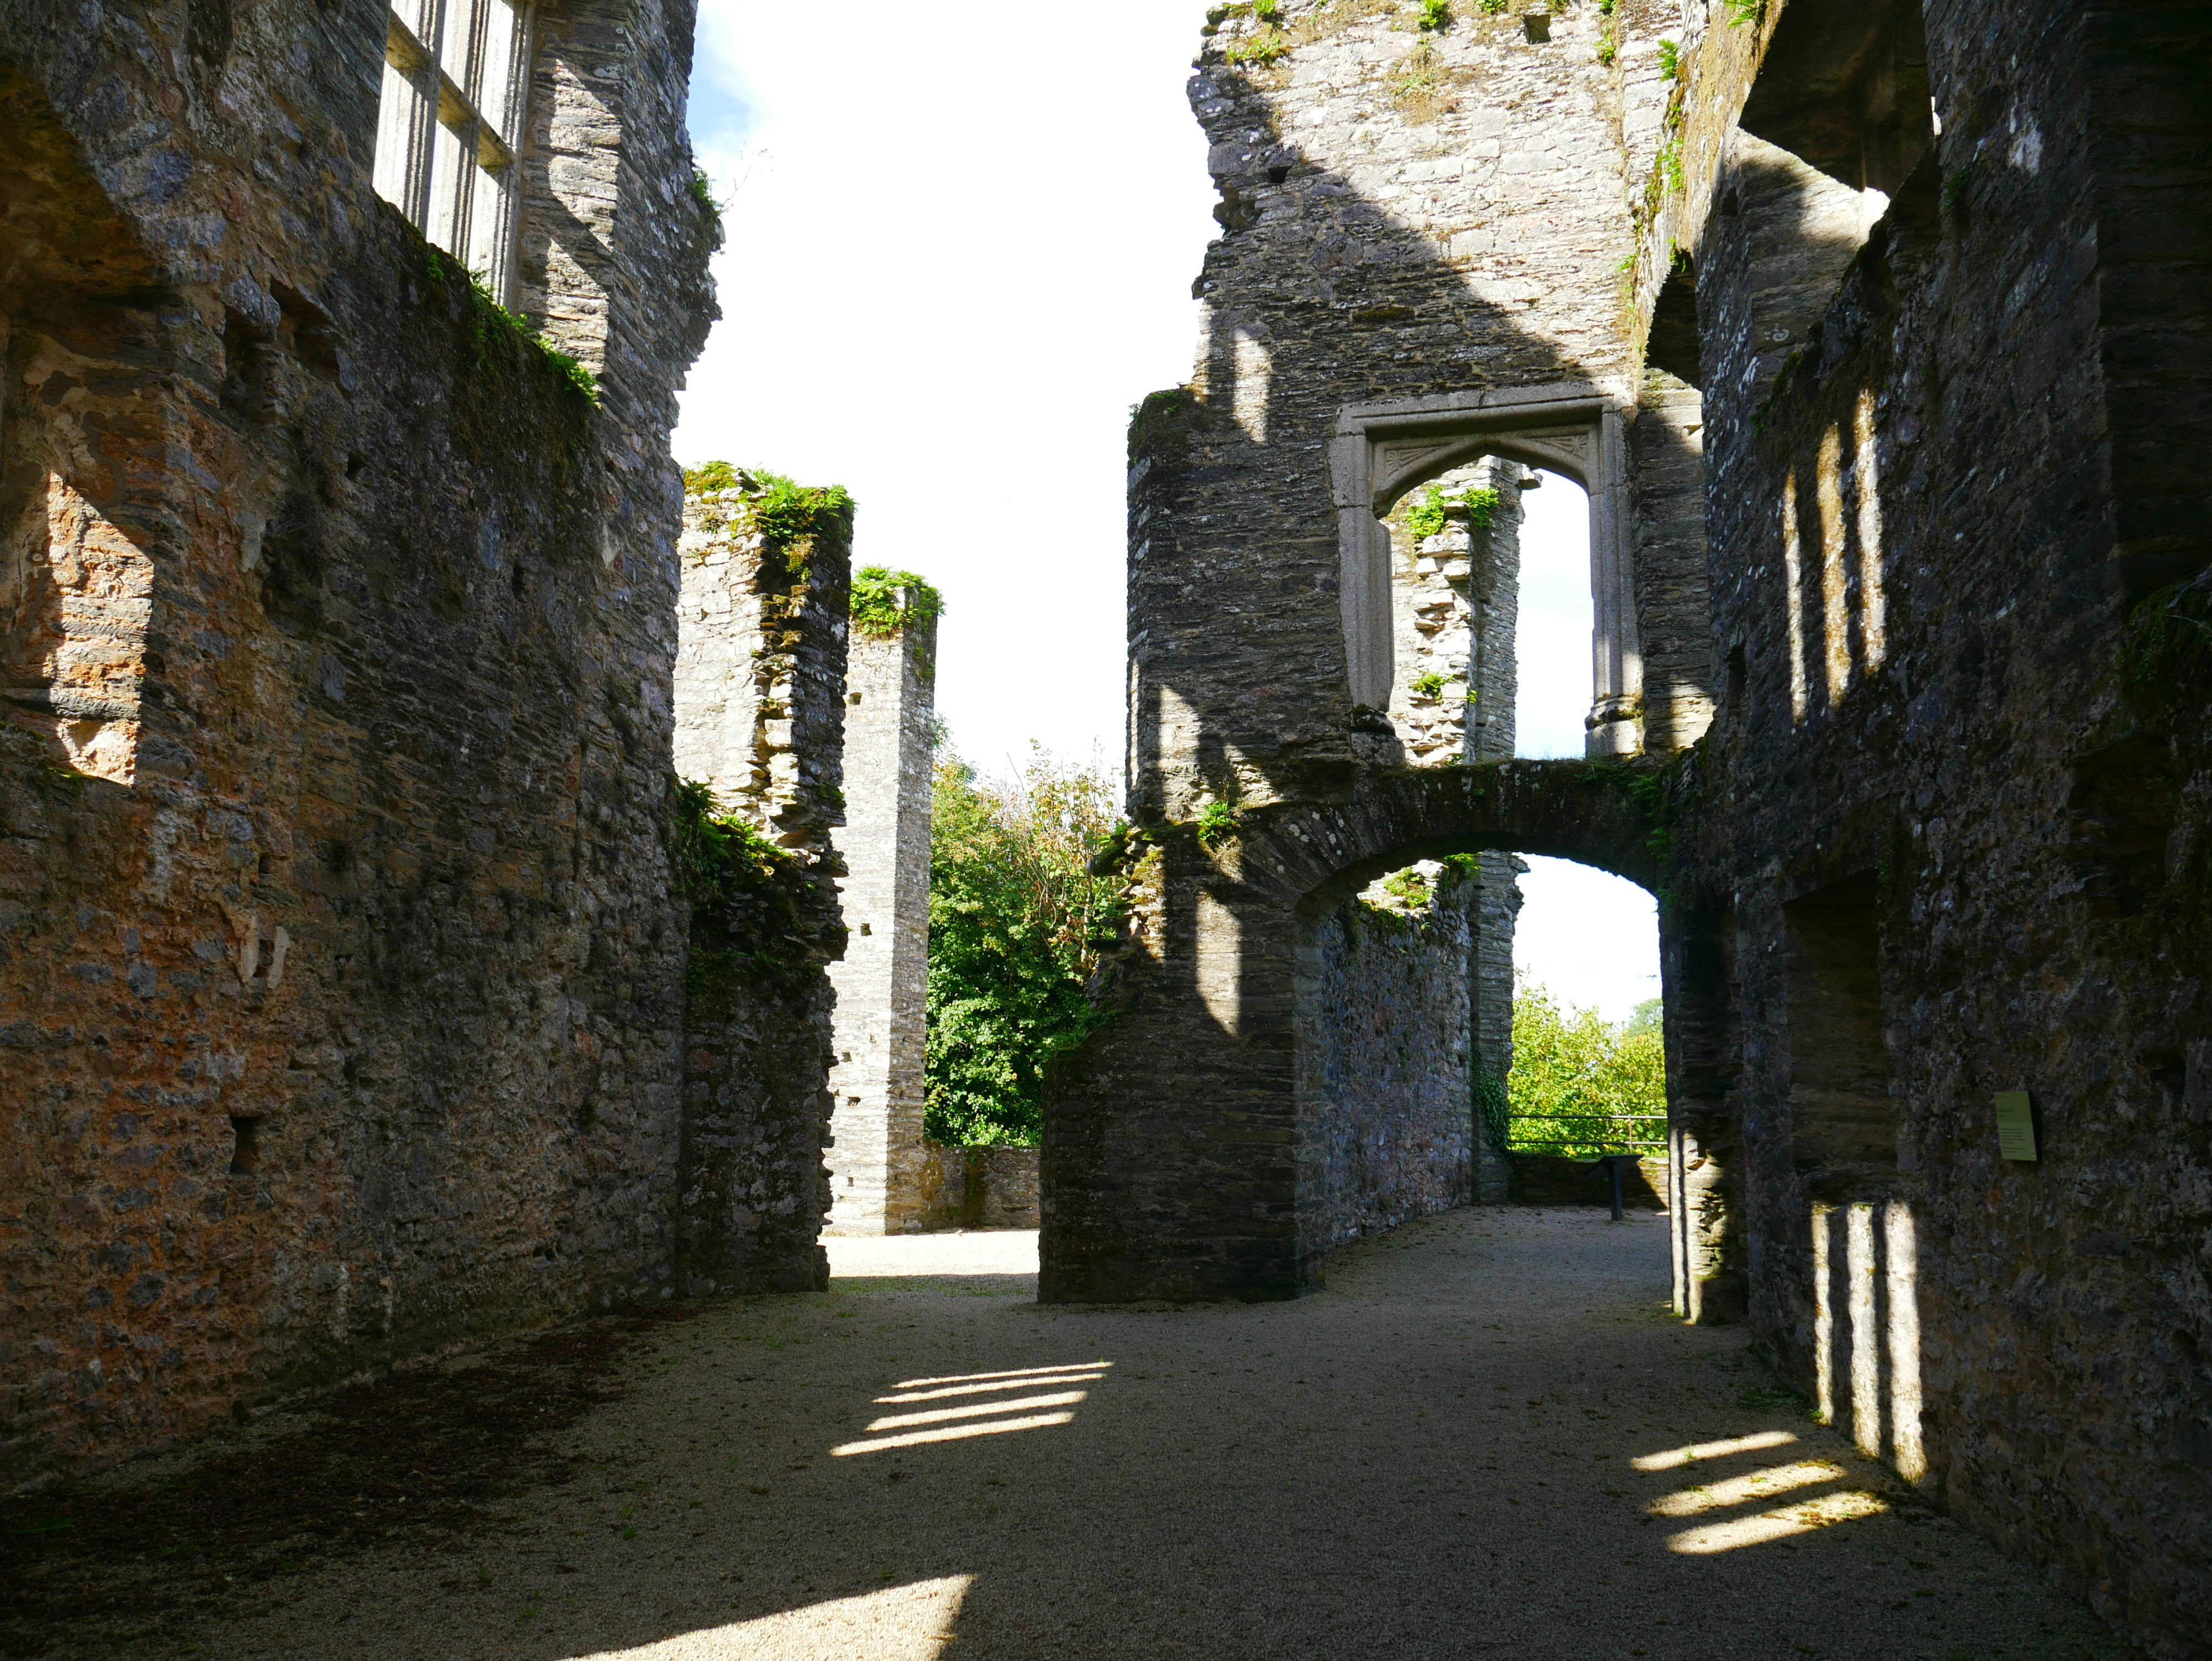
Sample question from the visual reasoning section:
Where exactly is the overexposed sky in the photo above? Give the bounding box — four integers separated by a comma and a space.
677, 1, 1218, 777
676, 1, 1657, 1022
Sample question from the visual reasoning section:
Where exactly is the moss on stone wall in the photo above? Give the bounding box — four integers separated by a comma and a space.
680, 464, 855, 580
670, 778, 842, 992
851, 566, 943, 641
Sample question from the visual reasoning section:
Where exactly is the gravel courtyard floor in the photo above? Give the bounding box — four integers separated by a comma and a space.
0, 1209, 2140, 1660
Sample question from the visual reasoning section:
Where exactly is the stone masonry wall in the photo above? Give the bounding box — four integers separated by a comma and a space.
823, 615, 936, 1236
669, 476, 854, 1296
1126, 0, 1652, 825
1062, 4, 2212, 1652
1297, 871, 1480, 1251
916, 1145, 1041, 1233
0, 0, 842, 1488
1642, 2, 2212, 1649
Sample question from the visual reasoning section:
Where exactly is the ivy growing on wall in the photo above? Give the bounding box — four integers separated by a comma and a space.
669, 778, 832, 993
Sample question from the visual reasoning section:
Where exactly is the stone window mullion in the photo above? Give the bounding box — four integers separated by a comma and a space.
373, 0, 534, 304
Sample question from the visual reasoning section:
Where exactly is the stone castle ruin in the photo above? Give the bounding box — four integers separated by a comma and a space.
3, 1, 2209, 1657
1047, 0, 2211, 1652
0, 0, 935, 1488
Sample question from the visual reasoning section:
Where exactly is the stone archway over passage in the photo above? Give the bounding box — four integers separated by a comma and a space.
1041, 759, 1673, 1306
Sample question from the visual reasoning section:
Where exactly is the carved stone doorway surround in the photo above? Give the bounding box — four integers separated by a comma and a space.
1329, 382, 1644, 758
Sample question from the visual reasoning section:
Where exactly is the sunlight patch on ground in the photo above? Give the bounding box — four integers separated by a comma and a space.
831, 1362, 1110, 1457
832, 1412, 1078, 1455
865, 1389, 1091, 1431
884, 1368, 1107, 1400
1665, 1487, 1891, 1555
1648, 1459, 1847, 1516
1632, 1430, 1798, 1472
572, 1574, 972, 1660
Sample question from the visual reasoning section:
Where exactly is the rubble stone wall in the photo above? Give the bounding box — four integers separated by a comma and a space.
1297, 876, 1481, 1252
670, 479, 854, 1296
1053, 1, 2212, 1655
1646, 2, 2212, 1648
917, 1145, 1040, 1233
0, 0, 843, 1487
823, 618, 936, 1236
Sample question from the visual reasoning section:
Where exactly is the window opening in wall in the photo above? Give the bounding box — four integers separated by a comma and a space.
1515, 471, 1594, 759
1783, 872, 1893, 1192
1383, 457, 1516, 766
228, 1115, 262, 1176
1505, 856, 1663, 1160
373, 0, 534, 302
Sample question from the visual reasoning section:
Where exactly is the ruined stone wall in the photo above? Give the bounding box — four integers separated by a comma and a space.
1383, 457, 1523, 764
1129, 0, 1646, 824
822, 615, 936, 1236
669, 478, 854, 1296
0, 0, 836, 1486
1637, 2, 2212, 1651
1055, 0, 1672, 1305
1297, 873, 1480, 1252
916, 1145, 1041, 1233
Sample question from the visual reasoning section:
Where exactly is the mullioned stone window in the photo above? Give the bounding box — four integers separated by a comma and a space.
372, 0, 535, 300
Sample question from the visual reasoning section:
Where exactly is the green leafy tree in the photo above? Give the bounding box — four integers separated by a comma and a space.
1506, 977, 1667, 1155
925, 741, 1124, 1146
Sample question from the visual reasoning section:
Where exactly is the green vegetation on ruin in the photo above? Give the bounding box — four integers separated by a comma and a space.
850, 566, 944, 642
680, 464, 855, 575
671, 778, 790, 902
926, 743, 1125, 1147
1194, 798, 1245, 850
2119, 576, 2212, 723
1418, 0, 1451, 30
682, 460, 745, 494
687, 165, 727, 253
1404, 482, 1501, 541
670, 778, 833, 995
1656, 39, 1679, 79
750, 473, 855, 568
426, 250, 601, 403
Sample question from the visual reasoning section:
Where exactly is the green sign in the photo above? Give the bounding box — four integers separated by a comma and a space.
1995, 1091, 2038, 1163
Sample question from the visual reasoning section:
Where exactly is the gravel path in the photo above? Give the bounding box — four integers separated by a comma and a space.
63, 1210, 2138, 1660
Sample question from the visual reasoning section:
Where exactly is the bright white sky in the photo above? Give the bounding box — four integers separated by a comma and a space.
675, 1, 1657, 1023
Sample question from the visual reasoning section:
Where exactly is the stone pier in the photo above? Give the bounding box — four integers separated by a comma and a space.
825, 584, 938, 1235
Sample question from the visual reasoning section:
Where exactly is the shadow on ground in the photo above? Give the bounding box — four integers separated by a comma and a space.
0, 1212, 2141, 1661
